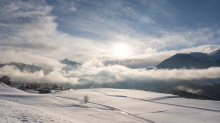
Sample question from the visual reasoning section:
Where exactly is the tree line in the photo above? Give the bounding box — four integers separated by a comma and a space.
0, 75, 69, 90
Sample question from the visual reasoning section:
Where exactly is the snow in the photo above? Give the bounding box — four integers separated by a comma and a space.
189, 48, 220, 62
1, 83, 220, 123
189, 52, 210, 61
209, 48, 220, 61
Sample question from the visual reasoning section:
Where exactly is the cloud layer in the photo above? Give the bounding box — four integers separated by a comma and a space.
1, 58, 220, 86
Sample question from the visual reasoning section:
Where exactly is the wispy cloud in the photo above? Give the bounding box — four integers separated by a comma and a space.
50, 0, 77, 14
0, 0, 220, 70
0, 0, 108, 61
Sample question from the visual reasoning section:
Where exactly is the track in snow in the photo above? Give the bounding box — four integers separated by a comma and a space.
99, 92, 220, 113
55, 96, 155, 123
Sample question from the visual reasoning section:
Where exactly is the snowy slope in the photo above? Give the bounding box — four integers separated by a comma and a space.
0, 83, 146, 123
1, 83, 220, 123
53, 89, 220, 123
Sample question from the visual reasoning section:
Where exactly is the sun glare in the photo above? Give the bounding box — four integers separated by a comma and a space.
113, 44, 128, 57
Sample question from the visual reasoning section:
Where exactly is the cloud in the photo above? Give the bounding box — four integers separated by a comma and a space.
0, 65, 78, 84
174, 86, 203, 94
80, 61, 220, 83
0, 57, 220, 89
145, 47, 156, 54
62, 58, 220, 85
0, 0, 54, 30
51, 0, 77, 14
0, 0, 108, 61
1, 0, 220, 64
156, 28, 218, 50
104, 45, 220, 69
0, 50, 64, 68
0, 0, 59, 52
0, 42, 58, 51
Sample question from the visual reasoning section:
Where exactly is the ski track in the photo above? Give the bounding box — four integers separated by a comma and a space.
54, 89, 220, 123
98, 91, 220, 113
55, 96, 155, 123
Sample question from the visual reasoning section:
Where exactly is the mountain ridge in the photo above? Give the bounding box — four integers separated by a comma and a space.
61, 58, 81, 66
156, 48, 220, 69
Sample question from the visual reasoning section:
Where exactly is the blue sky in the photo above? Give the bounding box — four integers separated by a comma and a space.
0, 0, 220, 68
51, 0, 220, 42
1, 0, 220, 84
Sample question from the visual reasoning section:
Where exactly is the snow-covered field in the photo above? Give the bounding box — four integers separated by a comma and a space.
1, 83, 220, 123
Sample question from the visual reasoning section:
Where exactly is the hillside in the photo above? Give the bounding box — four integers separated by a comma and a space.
156, 54, 213, 69
156, 48, 220, 69
215, 58, 220, 66
1, 83, 220, 123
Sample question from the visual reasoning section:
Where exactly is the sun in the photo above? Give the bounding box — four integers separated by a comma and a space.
113, 44, 128, 57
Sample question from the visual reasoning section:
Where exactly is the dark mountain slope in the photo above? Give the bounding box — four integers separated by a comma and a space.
156, 54, 213, 69
61, 58, 80, 66
215, 58, 220, 67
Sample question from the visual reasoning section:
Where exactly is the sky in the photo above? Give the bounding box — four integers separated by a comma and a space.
0, 0, 220, 85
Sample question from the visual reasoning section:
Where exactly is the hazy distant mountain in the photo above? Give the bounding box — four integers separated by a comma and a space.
156, 48, 220, 69
0, 62, 52, 75
61, 58, 80, 67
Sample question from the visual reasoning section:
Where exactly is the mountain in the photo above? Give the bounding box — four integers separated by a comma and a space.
0, 62, 52, 75
61, 58, 80, 66
216, 58, 220, 66
189, 48, 220, 63
209, 48, 220, 62
156, 54, 213, 69
156, 48, 220, 69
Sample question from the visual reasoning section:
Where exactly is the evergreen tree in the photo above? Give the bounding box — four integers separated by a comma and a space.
1, 75, 11, 86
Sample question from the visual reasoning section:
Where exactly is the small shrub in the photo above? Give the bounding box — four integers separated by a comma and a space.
83, 95, 89, 103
